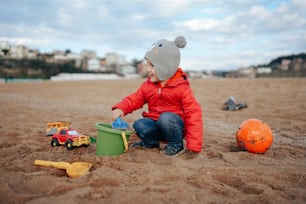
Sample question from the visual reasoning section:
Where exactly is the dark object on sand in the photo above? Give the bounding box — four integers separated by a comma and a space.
222, 96, 248, 111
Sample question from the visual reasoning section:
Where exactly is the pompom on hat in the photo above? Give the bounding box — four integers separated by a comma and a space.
145, 36, 187, 80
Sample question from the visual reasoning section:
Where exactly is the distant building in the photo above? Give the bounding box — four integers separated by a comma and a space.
186, 71, 205, 79
66, 53, 82, 68
0, 42, 143, 77
87, 58, 102, 71
105, 52, 119, 68
6, 45, 38, 59
81, 49, 96, 59
105, 52, 129, 73
53, 50, 67, 62
52, 50, 82, 68
256, 67, 272, 74
226, 67, 256, 78
289, 58, 305, 71
281, 59, 291, 70
27, 49, 39, 59
116, 65, 136, 76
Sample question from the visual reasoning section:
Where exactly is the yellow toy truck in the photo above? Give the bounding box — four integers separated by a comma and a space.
46, 121, 71, 136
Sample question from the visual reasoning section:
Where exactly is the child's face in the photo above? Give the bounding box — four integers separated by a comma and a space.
145, 59, 160, 82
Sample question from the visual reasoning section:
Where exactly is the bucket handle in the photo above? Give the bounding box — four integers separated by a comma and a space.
121, 132, 128, 152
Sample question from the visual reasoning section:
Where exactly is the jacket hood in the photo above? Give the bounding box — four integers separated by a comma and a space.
148, 68, 189, 87
163, 68, 189, 87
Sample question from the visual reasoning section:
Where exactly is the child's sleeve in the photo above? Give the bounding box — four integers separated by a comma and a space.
112, 83, 146, 116
182, 87, 203, 152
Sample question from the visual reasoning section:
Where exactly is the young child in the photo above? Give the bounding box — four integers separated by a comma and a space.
112, 36, 203, 156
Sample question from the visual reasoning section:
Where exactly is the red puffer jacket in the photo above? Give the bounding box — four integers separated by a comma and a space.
112, 68, 203, 152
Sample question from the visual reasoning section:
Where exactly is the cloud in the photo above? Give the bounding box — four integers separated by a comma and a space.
174, 17, 234, 33
0, 0, 305, 70
0, 36, 51, 47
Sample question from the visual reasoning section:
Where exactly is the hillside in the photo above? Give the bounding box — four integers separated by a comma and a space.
225, 53, 306, 78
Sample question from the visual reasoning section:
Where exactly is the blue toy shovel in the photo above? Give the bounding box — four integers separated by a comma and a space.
112, 117, 129, 130
111, 117, 130, 152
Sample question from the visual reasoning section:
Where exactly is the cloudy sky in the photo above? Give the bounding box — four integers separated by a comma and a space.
0, 0, 305, 70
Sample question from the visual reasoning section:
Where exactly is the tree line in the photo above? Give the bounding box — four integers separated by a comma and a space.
0, 58, 89, 79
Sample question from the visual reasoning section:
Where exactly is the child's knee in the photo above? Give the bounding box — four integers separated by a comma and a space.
158, 112, 181, 126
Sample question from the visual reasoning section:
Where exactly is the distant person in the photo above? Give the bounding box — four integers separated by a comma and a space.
112, 36, 203, 156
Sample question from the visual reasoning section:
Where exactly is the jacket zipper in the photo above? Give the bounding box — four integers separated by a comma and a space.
157, 87, 162, 112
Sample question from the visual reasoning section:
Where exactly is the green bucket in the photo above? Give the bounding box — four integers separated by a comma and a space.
95, 123, 135, 156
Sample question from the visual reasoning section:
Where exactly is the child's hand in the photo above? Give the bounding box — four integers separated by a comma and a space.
112, 109, 124, 121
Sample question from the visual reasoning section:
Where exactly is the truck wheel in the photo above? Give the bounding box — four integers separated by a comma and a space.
65, 140, 74, 150
51, 138, 59, 147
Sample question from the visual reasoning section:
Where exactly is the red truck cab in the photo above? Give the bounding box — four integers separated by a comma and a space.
51, 128, 90, 150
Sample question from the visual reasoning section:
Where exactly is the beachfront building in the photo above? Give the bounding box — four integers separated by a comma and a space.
2, 44, 39, 59
117, 65, 137, 76
105, 52, 128, 71
52, 50, 82, 68
87, 58, 108, 72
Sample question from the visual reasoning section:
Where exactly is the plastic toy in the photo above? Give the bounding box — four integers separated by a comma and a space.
236, 118, 273, 154
111, 118, 129, 152
221, 96, 248, 111
50, 127, 90, 150
112, 117, 129, 130
34, 160, 92, 178
46, 121, 71, 136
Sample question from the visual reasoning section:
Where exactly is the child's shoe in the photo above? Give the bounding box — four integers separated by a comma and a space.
163, 142, 184, 156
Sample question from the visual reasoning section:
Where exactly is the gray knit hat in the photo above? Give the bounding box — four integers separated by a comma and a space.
145, 36, 187, 80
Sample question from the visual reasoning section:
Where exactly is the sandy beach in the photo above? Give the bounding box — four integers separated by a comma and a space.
0, 77, 305, 204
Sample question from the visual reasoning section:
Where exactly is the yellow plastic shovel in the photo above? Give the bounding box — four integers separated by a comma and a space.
34, 160, 92, 178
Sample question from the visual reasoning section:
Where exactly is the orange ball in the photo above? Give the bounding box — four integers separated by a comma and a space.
236, 118, 273, 154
